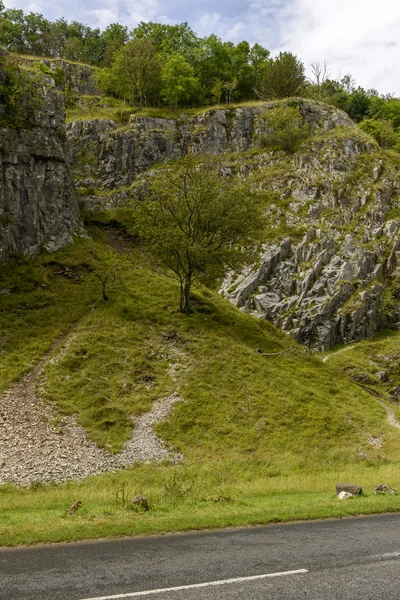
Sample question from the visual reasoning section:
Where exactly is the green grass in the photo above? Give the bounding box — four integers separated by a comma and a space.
0, 227, 395, 460
323, 330, 400, 401
2, 462, 400, 547
2, 226, 400, 546
16, 53, 99, 69
37, 230, 389, 458
0, 237, 104, 394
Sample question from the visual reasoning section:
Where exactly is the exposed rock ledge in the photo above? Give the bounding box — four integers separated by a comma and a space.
66, 98, 353, 192
0, 65, 81, 262
66, 99, 400, 350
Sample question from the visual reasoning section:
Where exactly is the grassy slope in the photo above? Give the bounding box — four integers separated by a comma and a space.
323, 331, 400, 419
1, 226, 388, 463
2, 227, 400, 545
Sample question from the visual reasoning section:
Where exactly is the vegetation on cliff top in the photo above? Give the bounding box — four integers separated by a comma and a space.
1, 1, 400, 152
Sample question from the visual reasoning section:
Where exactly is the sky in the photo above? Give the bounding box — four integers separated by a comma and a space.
4, 0, 400, 96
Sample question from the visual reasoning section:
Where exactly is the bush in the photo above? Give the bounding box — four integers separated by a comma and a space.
258, 105, 310, 152
0, 54, 44, 127
257, 52, 306, 99
359, 118, 400, 150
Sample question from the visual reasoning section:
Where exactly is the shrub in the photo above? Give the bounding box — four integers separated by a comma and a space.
0, 54, 44, 127
258, 105, 310, 152
359, 118, 400, 150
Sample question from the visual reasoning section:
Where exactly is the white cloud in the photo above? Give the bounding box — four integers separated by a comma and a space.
278, 0, 400, 95
87, 8, 118, 29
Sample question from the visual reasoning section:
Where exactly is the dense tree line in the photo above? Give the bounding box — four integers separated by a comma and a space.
0, 2, 399, 149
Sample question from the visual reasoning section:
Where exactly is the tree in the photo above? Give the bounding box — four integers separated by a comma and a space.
101, 23, 128, 66
105, 38, 161, 107
310, 60, 330, 86
257, 51, 306, 99
132, 21, 198, 60
63, 36, 84, 61
93, 248, 122, 300
161, 54, 199, 107
134, 160, 266, 313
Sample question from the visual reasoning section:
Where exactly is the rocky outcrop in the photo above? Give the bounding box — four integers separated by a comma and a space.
66, 99, 353, 193
220, 137, 400, 350
66, 98, 400, 350
0, 63, 80, 261
20, 56, 98, 96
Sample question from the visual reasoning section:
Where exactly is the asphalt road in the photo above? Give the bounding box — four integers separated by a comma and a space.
1, 514, 400, 599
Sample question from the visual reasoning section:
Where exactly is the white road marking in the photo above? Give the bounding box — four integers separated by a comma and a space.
79, 568, 309, 599
370, 551, 400, 560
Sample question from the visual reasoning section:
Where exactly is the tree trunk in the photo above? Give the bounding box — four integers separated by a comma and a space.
102, 280, 108, 301
180, 272, 192, 313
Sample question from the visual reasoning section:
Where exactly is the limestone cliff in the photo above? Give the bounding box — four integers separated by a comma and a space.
19, 56, 98, 96
0, 57, 80, 261
66, 100, 352, 193
66, 99, 400, 350
220, 145, 400, 350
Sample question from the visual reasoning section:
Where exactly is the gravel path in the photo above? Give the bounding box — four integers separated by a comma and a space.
0, 343, 183, 486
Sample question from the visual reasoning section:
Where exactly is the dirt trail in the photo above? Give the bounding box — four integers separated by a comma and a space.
0, 329, 183, 486
322, 345, 356, 363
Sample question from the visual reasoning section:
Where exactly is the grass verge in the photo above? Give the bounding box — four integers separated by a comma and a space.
2, 462, 400, 547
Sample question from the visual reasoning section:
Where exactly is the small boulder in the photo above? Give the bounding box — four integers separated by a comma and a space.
374, 484, 397, 495
338, 491, 354, 500
129, 495, 149, 511
336, 483, 362, 496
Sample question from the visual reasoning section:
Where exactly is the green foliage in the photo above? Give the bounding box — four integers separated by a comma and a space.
98, 38, 162, 108
132, 21, 198, 60
133, 158, 266, 313
161, 54, 199, 107
382, 277, 400, 318
257, 52, 306, 99
92, 247, 124, 301
0, 53, 44, 127
359, 118, 400, 150
101, 23, 128, 67
1, 3, 400, 122
258, 104, 311, 152
368, 96, 400, 129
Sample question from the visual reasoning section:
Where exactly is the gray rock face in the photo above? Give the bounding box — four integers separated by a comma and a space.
66, 98, 399, 350
19, 57, 98, 96
129, 495, 149, 511
67, 98, 352, 192
0, 72, 80, 261
221, 136, 400, 350
374, 484, 397, 495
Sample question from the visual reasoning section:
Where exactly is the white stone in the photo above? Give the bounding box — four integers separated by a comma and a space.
338, 491, 354, 500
